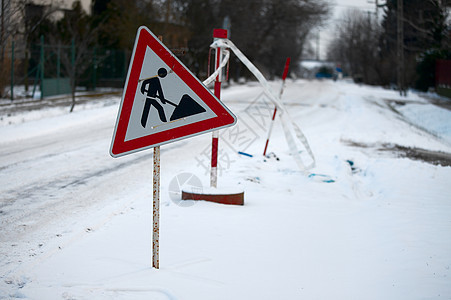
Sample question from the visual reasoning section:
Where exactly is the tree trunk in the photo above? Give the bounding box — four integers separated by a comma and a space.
70, 92, 75, 112
69, 77, 76, 113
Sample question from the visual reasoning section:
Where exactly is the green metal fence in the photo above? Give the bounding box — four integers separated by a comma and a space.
8, 35, 129, 100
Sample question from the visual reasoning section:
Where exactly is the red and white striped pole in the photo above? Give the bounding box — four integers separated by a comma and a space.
263, 57, 291, 157
211, 29, 227, 188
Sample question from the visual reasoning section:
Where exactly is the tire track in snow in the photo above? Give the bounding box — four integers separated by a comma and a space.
0, 153, 149, 230
0, 136, 186, 243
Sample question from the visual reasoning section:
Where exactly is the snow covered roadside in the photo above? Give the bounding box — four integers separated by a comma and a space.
1, 80, 451, 299
396, 102, 451, 145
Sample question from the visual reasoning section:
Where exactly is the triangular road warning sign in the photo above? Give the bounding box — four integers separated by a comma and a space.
110, 26, 237, 157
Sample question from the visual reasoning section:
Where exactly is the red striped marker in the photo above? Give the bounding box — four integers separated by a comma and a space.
263, 57, 291, 157
210, 29, 227, 188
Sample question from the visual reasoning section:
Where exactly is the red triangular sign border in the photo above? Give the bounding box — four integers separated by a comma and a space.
110, 26, 236, 157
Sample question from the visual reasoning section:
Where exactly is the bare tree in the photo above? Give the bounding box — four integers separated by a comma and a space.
218, 0, 331, 78
20, 1, 64, 92
49, 1, 103, 112
1, 0, 67, 98
178, 0, 331, 80
327, 9, 382, 84
1, 0, 19, 97
378, 0, 449, 89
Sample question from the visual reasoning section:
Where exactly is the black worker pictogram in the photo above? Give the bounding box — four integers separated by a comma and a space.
139, 67, 207, 128
140, 68, 168, 127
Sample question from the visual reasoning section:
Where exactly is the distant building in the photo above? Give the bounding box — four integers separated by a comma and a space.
436, 60, 451, 98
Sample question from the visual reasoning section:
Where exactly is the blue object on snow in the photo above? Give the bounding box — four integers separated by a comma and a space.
308, 173, 335, 183
315, 72, 333, 79
346, 160, 359, 173
238, 151, 253, 158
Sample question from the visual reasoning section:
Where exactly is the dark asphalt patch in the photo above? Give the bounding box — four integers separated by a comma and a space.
343, 139, 451, 167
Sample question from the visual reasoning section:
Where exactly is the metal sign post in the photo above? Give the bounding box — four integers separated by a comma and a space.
152, 35, 163, 270
152, 145, 160, 269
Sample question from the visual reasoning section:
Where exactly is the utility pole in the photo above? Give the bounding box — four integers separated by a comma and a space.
375, 0, 379, 22
316, 30, 320, 61
373, 0, 388, 27
368, 0, 379, 23
397, 0, 405, 96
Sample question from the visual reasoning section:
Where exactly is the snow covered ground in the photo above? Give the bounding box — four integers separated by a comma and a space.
1, 79, 451, 299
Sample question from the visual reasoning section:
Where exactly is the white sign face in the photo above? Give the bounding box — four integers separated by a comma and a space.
124, 46, 217, 142
110, 26, 236, 157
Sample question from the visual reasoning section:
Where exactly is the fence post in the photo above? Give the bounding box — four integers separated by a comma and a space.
10, 40, 14, 101
92, 47, 97, 91
40, 35, 44, 100
57, 43, 61, 94
123, 49, 127, 80
71, 39, 75, 66
71, 38, 75, 92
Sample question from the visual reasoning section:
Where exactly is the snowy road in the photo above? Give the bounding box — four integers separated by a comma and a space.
1, 80, 451, 299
